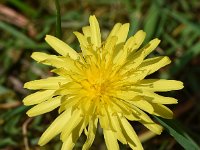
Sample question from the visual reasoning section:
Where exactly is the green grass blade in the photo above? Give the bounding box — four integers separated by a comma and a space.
164, 9, 200, 35
55, 0, 62, 39
0, 22, 36, 47
154, 116, 200, 150
7, 0, 38, 17
170, 43, 200, 76
143, 1, 160, 43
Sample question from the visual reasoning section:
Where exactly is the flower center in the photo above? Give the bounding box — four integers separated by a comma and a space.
90, 82, 107, 96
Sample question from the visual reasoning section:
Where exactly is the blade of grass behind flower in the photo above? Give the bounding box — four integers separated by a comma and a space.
164, 9, 200, 35
170, 43, 200, 76
55, 0, 62, 39
154, 116, 200, 150
0, 21, 36, 46
0, 86, 15, 100
127, 0, 142, 36
1, 106, 30, 122
143, 1, 160, 44
7, 0, 38, 17
0, 138, 17, 147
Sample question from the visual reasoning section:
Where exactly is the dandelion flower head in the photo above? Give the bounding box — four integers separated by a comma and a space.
23, 15, 184, 150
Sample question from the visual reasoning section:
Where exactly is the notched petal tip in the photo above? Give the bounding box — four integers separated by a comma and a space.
23, 82, 30, 89
151, 38, 161, 45
26, 110, 34, 117
172, 80, 184, 90
22, 98, 29, 106
89, 15, 97, 20
178, 81, 184, 89
165, 56, 171, 63
136, 30, 146, 38
45, 34, 53, 40
38, 137, 47, 146
157, 127, 163, 135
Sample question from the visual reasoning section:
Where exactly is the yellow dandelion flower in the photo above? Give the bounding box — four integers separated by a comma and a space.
23, 15, 184, 150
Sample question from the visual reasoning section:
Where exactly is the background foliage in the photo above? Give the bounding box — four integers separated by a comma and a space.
0, 0, 200, 149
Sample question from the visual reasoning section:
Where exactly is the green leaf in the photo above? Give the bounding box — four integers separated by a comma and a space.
143, 1, 160, 43
170, 43, 200, 76
7, 0, 38, 17
0, 138, 17, 148
0, 22, 36, 46
0, 86, 15, 101
1, 106, 30, 122
164, 9, 200, 35
154, 116, 200, 150
55, 0, 62, 39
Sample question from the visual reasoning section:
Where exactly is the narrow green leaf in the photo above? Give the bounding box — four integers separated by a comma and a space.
55, 0, 62, 39
143, 1, 160, 43
170, 43, 200, 75
0, 22, 36, 46
1, 106, 30, 122
0, 138, 17, 147
154, 116, 200, 150
0, 86, 15, 100
7, 0, 38, 17
164, 9, 200, 35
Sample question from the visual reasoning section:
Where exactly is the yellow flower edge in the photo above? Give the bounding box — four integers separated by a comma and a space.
23, 15, 184, 150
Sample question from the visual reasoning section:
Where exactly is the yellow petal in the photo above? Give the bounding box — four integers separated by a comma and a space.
31, 52, 72, 69
113, 48, 127, 67
42, 58, 67, 68
80, 97, 97, 115
31, 52, 53, 62
115, 23, 130, 44
89, 15, 101, 48
138, 38, 160, 57
144, 38, 160, 56
138, 56, 171, 75
115, 90, 138, 100
61, 118, 85, 150
27, 96, 61, 117
51, 64, 84, 78
110, 98, 132, 115
151, 103, 173, 119
74, 31, 89, 56
73, 32, 98, 62
124, 30, 146, 53
140, 120, 163, 135
74, 31, 88, 47
38, 108, 72, 146
107, 23, 122, 40
103, 129, 119, 150
125, 113, 140, 121
105, 23, 129, 60
132, 99, 154, 114
24, 77, 69, 90
61, 134, 74, 150
104, 36, 118, 56
82, 117, 98, 150
119, 116, 143, 150
23, 90, 55, 105
99, 107, 115, 130
130, 106, 153, 123
122, 50, 145, 74
60, 109, 82, 140
45, 35, 80, 59
124, 70, 149, 83
110, 114, 127, 144
82, 26, 91, 39
59, 96, 81, 113
56, 84, 83, 97
142, 91, 178, 104
134, 79, 184, 91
